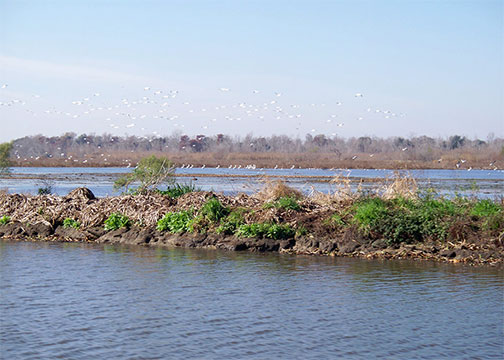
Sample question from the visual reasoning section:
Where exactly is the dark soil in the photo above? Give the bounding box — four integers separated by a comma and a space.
1, 220, 502, 266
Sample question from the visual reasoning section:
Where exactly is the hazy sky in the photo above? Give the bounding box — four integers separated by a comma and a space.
0, 0, 502, 142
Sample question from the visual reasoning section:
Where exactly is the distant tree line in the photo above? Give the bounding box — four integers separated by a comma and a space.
9, 132, 504, 162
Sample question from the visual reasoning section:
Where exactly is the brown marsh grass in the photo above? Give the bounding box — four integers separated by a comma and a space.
12, 149, 504, 170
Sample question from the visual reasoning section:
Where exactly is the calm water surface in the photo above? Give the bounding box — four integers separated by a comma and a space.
1, 241, 502, 359
0, 167, 502, 198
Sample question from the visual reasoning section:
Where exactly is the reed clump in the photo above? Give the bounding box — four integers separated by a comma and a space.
378, 174, 418, 200
254, 179, 303, 202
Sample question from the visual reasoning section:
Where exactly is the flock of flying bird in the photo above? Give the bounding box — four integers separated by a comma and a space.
1, 83, 494, 171
0, 83, 407, 137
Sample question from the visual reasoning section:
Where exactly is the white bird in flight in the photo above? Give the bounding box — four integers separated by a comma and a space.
355, 93, 363, 97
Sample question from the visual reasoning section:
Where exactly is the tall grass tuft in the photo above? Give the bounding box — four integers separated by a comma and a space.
255, 179, 303, 202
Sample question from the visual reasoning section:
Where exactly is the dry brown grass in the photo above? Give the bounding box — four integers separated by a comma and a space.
0, 189, 175, 228
13, 149, 503, 169
254, 179, 303, 202
308, 175, 362, 207
378, 174, 418, 200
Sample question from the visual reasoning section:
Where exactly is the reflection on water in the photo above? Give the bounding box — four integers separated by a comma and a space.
0, 167, 502, 198
1, 241, 502, 359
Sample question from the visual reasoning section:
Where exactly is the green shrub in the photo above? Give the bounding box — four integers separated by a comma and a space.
263, 196, 301, 211
200, 198, 229, 223
469, 199, 504, 231
470, 199, 502, 218
157, 210, 194, 233
236, 222, 295, 240
216, 210, 246, 235
0, 215, 11, 225
352, 197, 458, 244
38, 186, 52, 195
104, 213, 131, 231
0, 142, 12, 175
352, 198, 388, 233
114, 155, 175, 193
157, 183, 201, 198
63, 218, 80, 229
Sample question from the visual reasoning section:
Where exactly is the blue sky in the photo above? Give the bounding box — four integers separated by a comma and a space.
0, 0, 502, 142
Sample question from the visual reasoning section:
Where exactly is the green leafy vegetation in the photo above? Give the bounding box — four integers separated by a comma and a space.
347, 195, 500, 244
157, 183, 201, 198
63, 218, 81, 229
235, 222, 295, 240
470, 199, 504, 231
114, 155, 175, 193
200, 197, 229, 222
216, 209, 246, 235
470, 199, 502, 218
104, 213, 131, 231
38, 186, 52, 195
157, 199, 230, 234
352, 198, 388, 233
0, 215, 11, 225
0, 142, 12, 175
263, 196, 301, 211
156, 210, 194, 233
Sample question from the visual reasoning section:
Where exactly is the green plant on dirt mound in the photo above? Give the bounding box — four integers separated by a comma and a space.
157, 210, 194, 233
63, 218, 80, 229
352, 197, 388, 233
236, 222, 295, 240
351, 196, 467, 244
263, 196, 301, 211
182, 198, 231, 233
104, 213, 131, 231
470, 199, 502, 217
469, 199, 504, 231
0, 215, 11, 225
200, 197, 229, 223
216, 209, 246, 235
157, 183, 201, 198
114, 155, 175, 193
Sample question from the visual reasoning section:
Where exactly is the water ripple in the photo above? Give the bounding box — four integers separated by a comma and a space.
1, 240, 503, 359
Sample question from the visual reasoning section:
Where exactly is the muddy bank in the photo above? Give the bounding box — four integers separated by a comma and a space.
0, 187, 503, 266
1, 220, 502, 265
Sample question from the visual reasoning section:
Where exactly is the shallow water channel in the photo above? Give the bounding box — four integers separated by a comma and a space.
1, 167, 503, 198
1, 241, 502, 359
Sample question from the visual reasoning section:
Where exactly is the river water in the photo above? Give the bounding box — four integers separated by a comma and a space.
0, 167, 503, 198
1, 241, 502, 359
